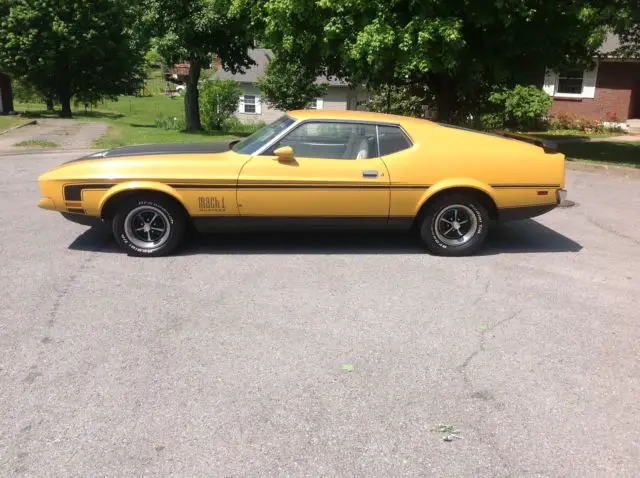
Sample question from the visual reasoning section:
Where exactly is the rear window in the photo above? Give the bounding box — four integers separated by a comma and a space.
378, 125, 412, 156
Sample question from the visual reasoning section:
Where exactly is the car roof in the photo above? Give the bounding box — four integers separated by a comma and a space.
287, 109, 437, 127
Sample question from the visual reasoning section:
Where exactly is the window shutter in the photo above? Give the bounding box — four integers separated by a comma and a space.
255, 96, 262, 114
582, 64, 598, 99
542, 69, 557, 96
316, 98, 324, 110
238, 95, 245, 113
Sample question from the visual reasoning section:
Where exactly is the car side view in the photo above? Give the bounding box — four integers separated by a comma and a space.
38, 110, 567, 257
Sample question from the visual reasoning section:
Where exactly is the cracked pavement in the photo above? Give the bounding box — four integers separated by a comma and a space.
1, 151, 639, 476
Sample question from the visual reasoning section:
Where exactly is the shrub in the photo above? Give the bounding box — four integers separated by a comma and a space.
548, 113, 608, 133
549, 111, 577, 130
155, 114, 185, 130
485, 85, 552, 131
222, 117, 266, 135
200, 79, 242, 131
479, 112, 505, 130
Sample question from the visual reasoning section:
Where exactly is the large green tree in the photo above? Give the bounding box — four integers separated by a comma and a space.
260, 0, 609, 121
0, 0, 146, 117
256, 56, 328, 111
148, 0, 256, 131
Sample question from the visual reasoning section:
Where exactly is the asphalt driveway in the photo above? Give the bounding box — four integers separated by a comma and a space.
1, 151, 639, 476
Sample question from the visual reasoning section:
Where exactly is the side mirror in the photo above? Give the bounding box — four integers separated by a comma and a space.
273, 146, 294, 162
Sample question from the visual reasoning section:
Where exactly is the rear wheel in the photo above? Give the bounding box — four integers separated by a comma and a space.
112, 196, 186, 257
417, 193, 489, 256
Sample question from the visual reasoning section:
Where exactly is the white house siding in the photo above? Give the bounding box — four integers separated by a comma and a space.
321, 87, 349, 110
234, 84, 363, 123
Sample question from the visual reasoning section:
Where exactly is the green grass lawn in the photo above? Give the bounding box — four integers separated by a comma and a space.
558, 141, 640, 169
14, 95, 237, 148
0, 115, 28, 132
525, 130, 625, 141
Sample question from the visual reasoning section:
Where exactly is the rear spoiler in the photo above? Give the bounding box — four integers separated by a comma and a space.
495, 131, 558, 154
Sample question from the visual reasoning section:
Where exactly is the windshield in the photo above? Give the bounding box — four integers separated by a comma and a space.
232, 115, 297, 155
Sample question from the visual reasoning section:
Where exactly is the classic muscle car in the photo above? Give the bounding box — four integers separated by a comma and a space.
38, 110, 567, 257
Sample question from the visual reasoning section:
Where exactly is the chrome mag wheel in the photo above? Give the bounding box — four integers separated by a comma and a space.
434, 204, 478, 247
123, 205, 171, 250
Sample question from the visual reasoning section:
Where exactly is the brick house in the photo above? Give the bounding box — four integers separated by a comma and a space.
0, 73, 13, 115
542, 35, 640, 126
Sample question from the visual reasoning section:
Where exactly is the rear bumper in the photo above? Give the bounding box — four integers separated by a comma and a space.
557, 188, 568, 204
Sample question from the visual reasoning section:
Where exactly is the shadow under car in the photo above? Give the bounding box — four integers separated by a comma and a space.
68, 219, 583, 256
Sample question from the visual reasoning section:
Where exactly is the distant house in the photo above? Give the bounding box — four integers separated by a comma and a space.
0, 73, 13, 115
542, 34, 640, 127
214, 49, 369, 123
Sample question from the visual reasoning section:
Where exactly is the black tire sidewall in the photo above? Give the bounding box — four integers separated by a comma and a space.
113, 197, 185, 257
419, 194, 489, 256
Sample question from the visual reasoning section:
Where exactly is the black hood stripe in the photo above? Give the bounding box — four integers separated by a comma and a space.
67, 140, 238, 163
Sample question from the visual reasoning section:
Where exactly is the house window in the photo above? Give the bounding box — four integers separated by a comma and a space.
557, 70, 584, 95
239, 94, 261, 114
308, 98, 323, 110
244, 95, 256, 113
542, 64, 598, 99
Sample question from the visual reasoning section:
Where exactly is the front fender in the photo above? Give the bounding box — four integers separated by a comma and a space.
413, 178, 497, 216
98, 181, 184, 216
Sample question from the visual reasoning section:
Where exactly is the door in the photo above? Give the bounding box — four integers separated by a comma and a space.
237, 121, 390, 225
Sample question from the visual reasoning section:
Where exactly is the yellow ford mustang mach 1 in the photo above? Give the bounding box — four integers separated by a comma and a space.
38, 110, 567, 257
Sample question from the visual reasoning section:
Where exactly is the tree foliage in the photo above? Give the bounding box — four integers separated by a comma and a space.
601, 0, 640, 57
200, 79, 242, 130
365, 85, 427, 117
256, 56, 328, 111
259, 0, 609, 121
147, 0, 256, 131
0, 0, 146, 117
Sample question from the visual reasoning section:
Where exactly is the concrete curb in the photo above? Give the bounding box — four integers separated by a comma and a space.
0, 119, 38, 136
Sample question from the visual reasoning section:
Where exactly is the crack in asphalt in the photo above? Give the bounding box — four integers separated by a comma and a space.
460, 309, 521, 476
583, 213, 640, 246
46, 234, 110, 330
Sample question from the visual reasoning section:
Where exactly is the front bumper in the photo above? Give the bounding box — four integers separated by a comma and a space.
38, 197, 56, 211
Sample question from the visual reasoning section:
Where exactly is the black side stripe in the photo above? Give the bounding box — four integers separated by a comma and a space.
172, 184, 432, 190
490, 184, 560, 189
167, 184, 236, 189
63, 184, 114, 201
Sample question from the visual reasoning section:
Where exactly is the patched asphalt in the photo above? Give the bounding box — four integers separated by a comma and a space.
1, 151, 639, 476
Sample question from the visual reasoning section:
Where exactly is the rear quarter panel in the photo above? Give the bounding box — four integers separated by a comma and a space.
386, 122, 565, 216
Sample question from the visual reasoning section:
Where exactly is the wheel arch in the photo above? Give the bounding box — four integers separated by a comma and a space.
99, 182, 189, 220
415, 180, 499, 221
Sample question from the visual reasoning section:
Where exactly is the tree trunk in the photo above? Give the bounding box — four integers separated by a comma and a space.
431, 75, 457, 123
46, 97, 54, 112
59, 94, 72, 118
184, 58, 202, 131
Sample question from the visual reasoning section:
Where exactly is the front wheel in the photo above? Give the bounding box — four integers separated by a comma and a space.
112, 196, 186, 257
417, 194, 489, 256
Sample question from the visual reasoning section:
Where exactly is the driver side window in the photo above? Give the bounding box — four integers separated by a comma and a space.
265, 122, 378, 160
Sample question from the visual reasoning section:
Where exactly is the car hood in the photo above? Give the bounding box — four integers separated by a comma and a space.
70, 140, 239, 162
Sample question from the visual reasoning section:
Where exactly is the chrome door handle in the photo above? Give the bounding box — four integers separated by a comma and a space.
362, 170, 381, 178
